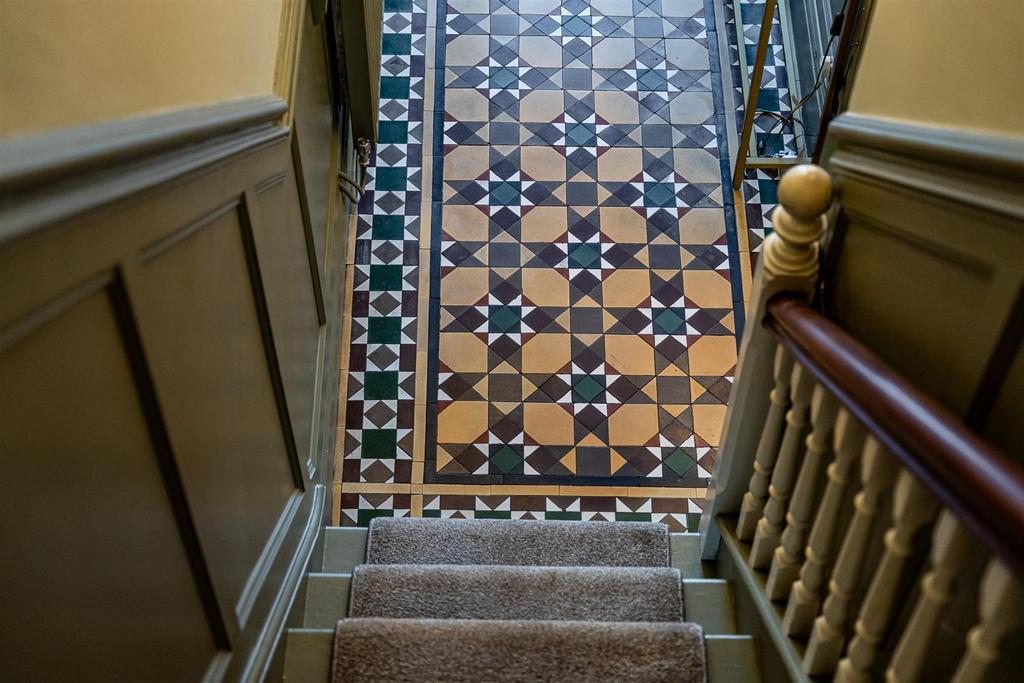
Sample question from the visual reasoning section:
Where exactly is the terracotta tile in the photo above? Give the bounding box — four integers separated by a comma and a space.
522, 146, 567, 182
519, 36, 563, 68
591, 0, 632, 14
601, 269, 650, 308
521, 333, 571, 373
669, 92, 715, 125
440, 267, 488, 305
605, 335, 655, 375
597, 147, 643, 182
678, 208, 726, 245
442, 204, 489, 242
520, 90, 564, 123
687, 335, 738, 375
608, 404, 660, 446
683, 271, 734, 309
661, 0, 704, 16
445, 88, 489, 122
592, 37, 635, 70
444, 145, 489, 180
521, 206, 568, 242
437, 401, 488, 443
439, 332, 488, 372
595, 91, 640, 124
445, 34, 489, 66
692, 404, 727, 447
600, 207, 647, 244
665, 39, 711, 70
519, 0, 559, 12
673, 149, 722, 183
559, 485, 630, 496
523, 268, 570, 306
523, 403, 575, 445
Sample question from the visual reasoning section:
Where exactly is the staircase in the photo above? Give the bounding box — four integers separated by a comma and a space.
282, 518, 760, 682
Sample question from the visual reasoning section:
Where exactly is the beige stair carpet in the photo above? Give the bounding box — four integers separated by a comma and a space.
365, 517, 671, 566
333, 618, 707, 682
348, 564, 686, 621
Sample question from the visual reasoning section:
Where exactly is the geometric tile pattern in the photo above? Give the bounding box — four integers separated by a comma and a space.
335, 0, 751, 527
340, 491, 702, 531
340, 0, 427, 487
427, 0, 739, 489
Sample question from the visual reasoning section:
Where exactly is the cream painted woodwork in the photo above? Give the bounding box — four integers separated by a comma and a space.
749, 364, 814, 569
765, 385, 838, 600
736, 346, 794, 540
781, 408, 865, 636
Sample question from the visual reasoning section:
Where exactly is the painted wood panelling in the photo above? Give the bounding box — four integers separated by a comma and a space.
824, 114, 1024, 433
0, 96, 344, 680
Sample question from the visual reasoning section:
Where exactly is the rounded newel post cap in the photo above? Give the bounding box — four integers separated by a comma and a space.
778, 164, 833, 219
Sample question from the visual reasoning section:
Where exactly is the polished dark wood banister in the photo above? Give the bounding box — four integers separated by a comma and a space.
764, 293, 1024, 575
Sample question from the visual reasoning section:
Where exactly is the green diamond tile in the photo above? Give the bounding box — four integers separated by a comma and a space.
364, 371, 399, 400
546, 511, 583, 521
380, 76, 411, 99
378, 120, 410, 144
645, 182, 676, 207
372, 215, 406, 240
382, 33, 412, 55
368, 316, 402, 344
653, 308, 687, 334
357, 509, 395, 526
490, 181, 521, 206
616, 512, 653, 522
489, 305, 520, 332
664, 448, 696, 476
568, 242, 600, 269
476, 510, 513, 519
363, 429, 398, 458
491, 445, 523, 473
375, 167, 408, 191
369, 264, 403, 290
573, 375, 604, 402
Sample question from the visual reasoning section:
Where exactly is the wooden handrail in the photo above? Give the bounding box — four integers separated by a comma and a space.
764, 293, 1024, 575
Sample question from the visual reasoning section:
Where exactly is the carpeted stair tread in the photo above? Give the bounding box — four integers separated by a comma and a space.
333, 618, 706, 682
348, 564, 685, 622
365, 517, 670, 567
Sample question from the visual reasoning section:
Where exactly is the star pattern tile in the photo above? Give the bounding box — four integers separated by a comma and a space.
335, 0, 785, 525
429, 0, 739, 489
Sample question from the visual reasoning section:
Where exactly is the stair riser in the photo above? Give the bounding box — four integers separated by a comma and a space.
283, 629, 753, 683
304, 571, 735, 633
321, 528, 704, 574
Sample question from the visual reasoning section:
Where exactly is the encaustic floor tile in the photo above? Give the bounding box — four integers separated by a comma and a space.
336, 0, 752, 526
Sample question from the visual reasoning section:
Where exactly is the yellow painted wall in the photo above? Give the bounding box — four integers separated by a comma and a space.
848, 0, 1024, 137
0, 0, 284, 140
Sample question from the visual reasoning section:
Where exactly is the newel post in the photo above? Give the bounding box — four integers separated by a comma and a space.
699, 165, 833, 559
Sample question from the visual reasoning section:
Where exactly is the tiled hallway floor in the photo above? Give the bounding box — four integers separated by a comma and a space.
334, 0, 789, 529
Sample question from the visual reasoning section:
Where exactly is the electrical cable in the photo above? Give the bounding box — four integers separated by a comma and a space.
753, 0, 851, 157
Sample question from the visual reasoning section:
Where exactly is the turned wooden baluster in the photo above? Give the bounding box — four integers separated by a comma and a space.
885, 510, 976, 683
736, 346, 795, 540
835, 469, 938, 683
765, 384, 839, 599
951, 559, 1024, 683
749, 365, 815, 569
803, 437, 897, 676
782, 408, 865, 635
700, 164, 832, 560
